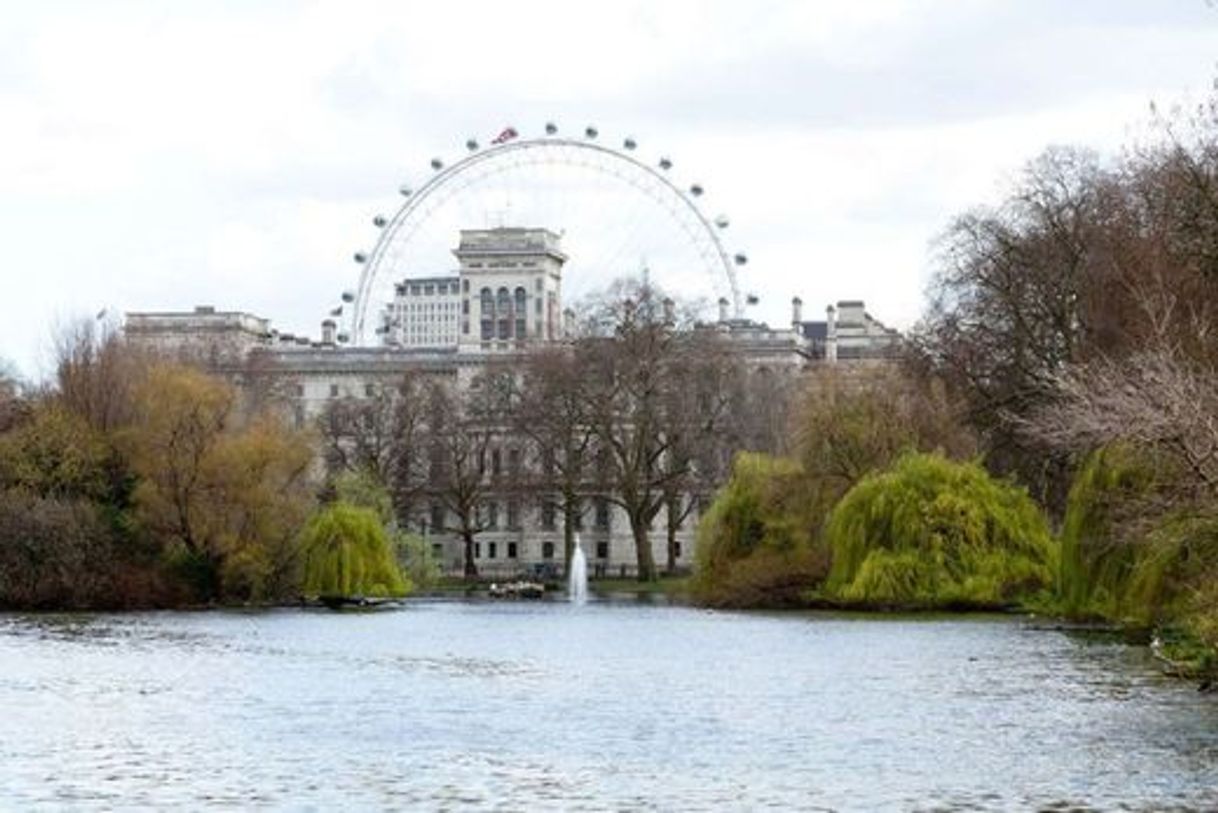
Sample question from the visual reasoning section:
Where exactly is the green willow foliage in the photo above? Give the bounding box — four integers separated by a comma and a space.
300, 503, 409, 598
1059, 446, 1218, 641
693, 453, 828, 608
1058, 445, 1155, 619
696, 453, 811, 573
823, 453, 1054, 608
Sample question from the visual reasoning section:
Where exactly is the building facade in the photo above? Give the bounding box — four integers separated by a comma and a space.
124, 227, 901, 577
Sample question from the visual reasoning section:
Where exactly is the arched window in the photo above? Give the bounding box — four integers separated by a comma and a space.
480, 287, 493, 315
514, 287, 528, 339
497, 287, 511, 316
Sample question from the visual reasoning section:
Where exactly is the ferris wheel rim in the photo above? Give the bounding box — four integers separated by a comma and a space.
349, 134, 743, 346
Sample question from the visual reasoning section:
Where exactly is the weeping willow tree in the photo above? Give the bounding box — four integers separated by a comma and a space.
1059, 445, 1218, 636
693, 453, 829, 608
300, 503, 409, 598
822, 453, 1054, 608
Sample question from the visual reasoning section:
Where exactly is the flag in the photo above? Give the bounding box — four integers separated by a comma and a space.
491, 126, 518, 145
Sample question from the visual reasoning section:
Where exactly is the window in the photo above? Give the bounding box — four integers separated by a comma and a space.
424, 284, 434, 296
462, 298, 469, 315
492, 449, 501, 476
515, 318, 526, 339
507, 499, 520, 530
542, 541, 555, 559
595, 497, 610, 530
431, 543, 442, 558
481, 320, 494, 341
508, 448, 521, 476
508, 542, 518, 559
488, 542, 497, 559
430, 503, 444, 533
514, 286, 527, 317
329, 383, 339, 398
497, 287, 511, 316
294, 383, 304, 397
541, 501, 556, 530
480, 287, 493, 316
462, 280, 470, 292
674, 541, 682, 558
410, 284, 421, 295
596, 541, 609, 559
364, 383, 375, 397
487, 501, 499, 528
475, 542, 482, 559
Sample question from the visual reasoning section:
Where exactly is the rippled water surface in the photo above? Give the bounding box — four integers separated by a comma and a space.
3, 600, 1218, 811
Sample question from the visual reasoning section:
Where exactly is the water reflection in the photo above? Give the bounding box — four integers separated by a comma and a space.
1, 603, 1216, 810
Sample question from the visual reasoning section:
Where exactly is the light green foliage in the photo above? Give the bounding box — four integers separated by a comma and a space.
332, 470, 439, 589
301, 502, 409, 598
823, 453, 1054, 608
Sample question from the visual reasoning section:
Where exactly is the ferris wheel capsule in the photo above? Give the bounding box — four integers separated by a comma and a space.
545, 121, 558, 135
584, 125, 598, 139
398, 185, 412, 197
372, 215, 387, 228
341, 290, 355, 303
715, 215, 730, 228
623, 137, 637, 150
659, 157, 673, 171
465, 138, 479, 152
689, 183, 704, 197
353, 252, 367, 264
734, 253, 748, 266
430, 157, 443, 170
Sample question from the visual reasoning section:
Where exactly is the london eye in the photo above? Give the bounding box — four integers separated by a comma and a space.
336, 123, 748, 346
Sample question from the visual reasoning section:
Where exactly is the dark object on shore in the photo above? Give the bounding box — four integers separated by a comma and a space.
317, 595, 400, 611
487, 581, 545, 600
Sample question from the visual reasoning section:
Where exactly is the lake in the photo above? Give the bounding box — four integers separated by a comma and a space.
2, 599, 1217, 810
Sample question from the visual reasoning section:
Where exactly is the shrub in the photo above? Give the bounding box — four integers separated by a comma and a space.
822, 453, 1055, 608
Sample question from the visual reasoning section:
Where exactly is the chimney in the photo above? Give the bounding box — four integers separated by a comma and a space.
321, 319, 336, 346
825, 304, 838, 363
791, 296, 803, 326
717, 297, 730, 323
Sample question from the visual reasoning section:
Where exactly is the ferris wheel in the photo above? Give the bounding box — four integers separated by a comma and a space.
334, 122, 749, 346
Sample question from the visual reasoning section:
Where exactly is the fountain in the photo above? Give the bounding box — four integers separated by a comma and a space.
569, 535, 588, 604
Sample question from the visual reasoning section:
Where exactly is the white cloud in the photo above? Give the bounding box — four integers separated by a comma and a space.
2, 0, 1217, 378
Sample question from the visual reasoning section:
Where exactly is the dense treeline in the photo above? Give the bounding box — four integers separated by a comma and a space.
0, 326, 409, 608
697, 87, 1218, 673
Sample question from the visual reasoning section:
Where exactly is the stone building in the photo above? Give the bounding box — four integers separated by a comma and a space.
124, 227, 901, 577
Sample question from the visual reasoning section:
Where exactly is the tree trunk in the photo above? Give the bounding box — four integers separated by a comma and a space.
631, 514, 657, 582
563, 501, 576, 577
665, 520, 678, 576
462, 530, 478, 580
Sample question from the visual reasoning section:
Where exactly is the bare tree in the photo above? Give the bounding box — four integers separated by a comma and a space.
513, 346, 595, 574
576, 281, 707, 582
422, 371, 509, 580
1024, 346, 1218, 497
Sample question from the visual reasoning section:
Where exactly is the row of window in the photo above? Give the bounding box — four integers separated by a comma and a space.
466, 540, 682, 561
427, 497, 618, 533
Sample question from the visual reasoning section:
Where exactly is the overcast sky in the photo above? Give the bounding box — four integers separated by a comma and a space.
3, 0, 1217, 379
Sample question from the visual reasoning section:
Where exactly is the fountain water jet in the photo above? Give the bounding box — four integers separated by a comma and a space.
569, 535, 588, 604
